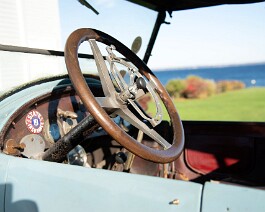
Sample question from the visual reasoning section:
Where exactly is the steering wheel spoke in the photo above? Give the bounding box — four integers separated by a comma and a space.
88, 39, 116, 98
95, 97, 120, 110
115, 108, 171, 149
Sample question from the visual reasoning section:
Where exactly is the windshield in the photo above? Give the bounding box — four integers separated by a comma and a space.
0, 1, 264, 122
147, 2, 265, 122
0, 0, 156, 93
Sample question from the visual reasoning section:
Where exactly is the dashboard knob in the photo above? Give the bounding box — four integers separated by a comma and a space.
115, 152, 127, 164
136, 77, 146, 90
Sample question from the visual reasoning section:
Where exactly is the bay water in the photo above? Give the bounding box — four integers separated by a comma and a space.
154, 63, 265, 87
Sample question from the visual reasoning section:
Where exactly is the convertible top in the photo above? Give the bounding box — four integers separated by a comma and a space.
127, 0, 265, 12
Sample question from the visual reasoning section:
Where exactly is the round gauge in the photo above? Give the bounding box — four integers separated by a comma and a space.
20, 134, 45, 158
43, 120, 64, 145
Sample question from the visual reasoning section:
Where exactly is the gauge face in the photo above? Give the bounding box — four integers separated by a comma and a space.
44, 120, 64, 145
20, 134, 45, 158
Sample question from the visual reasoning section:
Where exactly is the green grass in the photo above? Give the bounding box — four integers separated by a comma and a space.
148, 87, 265, 121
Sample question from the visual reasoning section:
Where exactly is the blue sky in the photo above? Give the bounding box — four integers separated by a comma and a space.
59, 0, 265, 70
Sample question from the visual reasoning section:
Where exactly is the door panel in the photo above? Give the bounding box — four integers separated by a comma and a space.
180, 121, 265, 186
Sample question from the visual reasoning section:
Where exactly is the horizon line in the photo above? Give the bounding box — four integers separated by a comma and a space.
152, 61, 265, 71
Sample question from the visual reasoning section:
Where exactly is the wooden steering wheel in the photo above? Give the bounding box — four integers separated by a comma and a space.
64, 28, 184, 163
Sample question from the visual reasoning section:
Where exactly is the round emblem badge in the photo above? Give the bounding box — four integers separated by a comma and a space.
25, 110, 44, 134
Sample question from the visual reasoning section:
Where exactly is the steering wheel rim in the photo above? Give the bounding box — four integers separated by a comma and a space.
64, 28, 184, 163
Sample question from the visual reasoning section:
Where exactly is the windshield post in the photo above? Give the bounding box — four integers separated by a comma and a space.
143, 10, 166, 64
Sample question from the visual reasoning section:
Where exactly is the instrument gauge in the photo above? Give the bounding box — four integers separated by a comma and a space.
20, 134, 45, 158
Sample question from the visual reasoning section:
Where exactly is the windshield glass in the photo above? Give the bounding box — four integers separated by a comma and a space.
147, 3, 265, 122
0, 0, 156, 92
0, 1, 264, 122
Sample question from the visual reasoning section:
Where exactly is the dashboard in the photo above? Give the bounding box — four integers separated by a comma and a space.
0, 76, 164, 174
2, 86, 89, 157
0, 77, 121, 163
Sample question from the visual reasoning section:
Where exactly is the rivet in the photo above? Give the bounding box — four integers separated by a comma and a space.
170, 199, 180, 205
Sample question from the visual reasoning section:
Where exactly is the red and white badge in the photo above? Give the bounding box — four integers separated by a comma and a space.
25, 110, 44, 134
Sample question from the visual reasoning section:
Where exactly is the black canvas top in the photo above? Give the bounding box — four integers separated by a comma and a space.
127, 0, 265, 12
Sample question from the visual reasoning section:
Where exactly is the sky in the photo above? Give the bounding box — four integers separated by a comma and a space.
59, 0, 265, 70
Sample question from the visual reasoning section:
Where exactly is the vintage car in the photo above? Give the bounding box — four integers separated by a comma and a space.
0, 0, 265, 211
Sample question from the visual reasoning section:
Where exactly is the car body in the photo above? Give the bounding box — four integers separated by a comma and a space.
0, 0, 265, 211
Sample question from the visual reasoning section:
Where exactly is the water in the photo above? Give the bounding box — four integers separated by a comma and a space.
154, 63, 265, 87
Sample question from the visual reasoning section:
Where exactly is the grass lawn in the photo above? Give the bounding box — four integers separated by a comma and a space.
148, 87, 265, 121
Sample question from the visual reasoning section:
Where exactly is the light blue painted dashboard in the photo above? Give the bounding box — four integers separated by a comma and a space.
0, 78, 203, 211
0, 154, 202, 212
0, 77, 265, 211
0, 153, 264, 212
